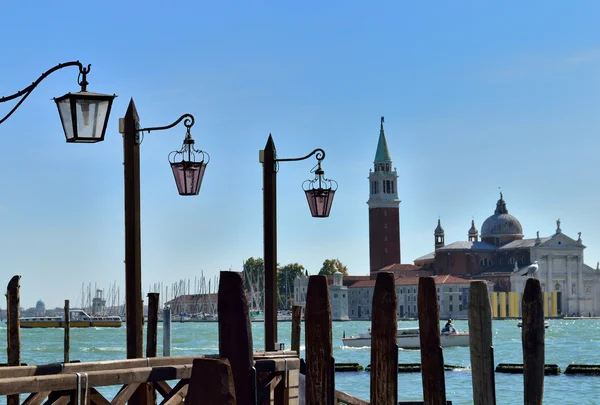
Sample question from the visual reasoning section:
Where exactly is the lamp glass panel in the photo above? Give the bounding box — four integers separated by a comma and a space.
171, 161, 207, 196
74, 99, 110, 142
305, 188, 335, 218
56, 99, 75, 140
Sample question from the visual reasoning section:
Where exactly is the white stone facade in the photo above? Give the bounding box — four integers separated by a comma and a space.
510, 229, 600, 316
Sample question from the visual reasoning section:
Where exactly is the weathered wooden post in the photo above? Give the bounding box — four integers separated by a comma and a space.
163, 306, 172, 356
64, 299, 70, 364
6, 275, 21, 405
370, 272, 397, 405
305, 275, 333, 405
218, 271, 253, 405
187, 358, 237, 405
291, 305, 302, 358
417, 276, 447, 405
146, 293, 159, 405
522, 278, 544, 405
146, 293, 159, 358
468, 281, 496, 405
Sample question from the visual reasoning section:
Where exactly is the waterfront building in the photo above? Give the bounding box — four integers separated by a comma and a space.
414, 194, 600, 316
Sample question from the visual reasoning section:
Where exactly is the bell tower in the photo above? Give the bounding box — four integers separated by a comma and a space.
368, 117, 401, 276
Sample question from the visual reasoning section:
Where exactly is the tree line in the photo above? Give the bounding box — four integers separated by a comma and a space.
242, 257, 348, 310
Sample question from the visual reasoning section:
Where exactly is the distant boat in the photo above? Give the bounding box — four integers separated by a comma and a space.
342, 327, 470, 349
19, 309, 122, 328
517, 320, 549, 328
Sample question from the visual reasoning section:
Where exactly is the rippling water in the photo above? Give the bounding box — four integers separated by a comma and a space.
1, 319, 599, 404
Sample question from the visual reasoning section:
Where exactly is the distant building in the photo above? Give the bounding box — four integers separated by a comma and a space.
35, 299, 46, 316
165, 293, 218, 316
414, 194, 600, 316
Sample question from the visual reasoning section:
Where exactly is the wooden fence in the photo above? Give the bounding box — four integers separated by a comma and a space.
4, 272, 546, 404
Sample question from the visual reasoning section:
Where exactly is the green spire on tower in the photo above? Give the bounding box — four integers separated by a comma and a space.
374, 116, 392, 163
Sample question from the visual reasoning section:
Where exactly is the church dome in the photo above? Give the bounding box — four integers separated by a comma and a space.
468, 219, 478, 235
481, 194, 523, 239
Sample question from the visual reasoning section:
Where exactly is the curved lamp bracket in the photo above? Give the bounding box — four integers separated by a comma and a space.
0, 61, 91, 125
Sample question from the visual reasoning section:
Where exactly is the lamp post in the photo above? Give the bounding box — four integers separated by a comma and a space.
261, 134, 337, 351
0, 61, 116, 142
119, 99, 209, 361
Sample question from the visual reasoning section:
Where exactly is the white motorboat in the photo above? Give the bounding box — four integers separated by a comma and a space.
341, 327, 470, 349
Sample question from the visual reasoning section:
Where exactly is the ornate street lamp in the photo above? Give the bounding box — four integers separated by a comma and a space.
303, 157, 337, 218
119, 100, 208, 363
167, 116, 210, 196
0, 61, 116, 142
261, 134, 337, 351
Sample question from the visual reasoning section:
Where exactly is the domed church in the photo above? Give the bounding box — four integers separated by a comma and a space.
414, 194, 600, 316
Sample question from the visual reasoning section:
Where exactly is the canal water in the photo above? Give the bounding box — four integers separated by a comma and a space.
1, 319, 599, 404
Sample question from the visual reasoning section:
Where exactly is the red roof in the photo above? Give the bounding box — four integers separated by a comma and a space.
349, 275, 475, 288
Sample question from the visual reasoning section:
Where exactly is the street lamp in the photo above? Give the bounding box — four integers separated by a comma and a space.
0, 61, 116, 142
119, 99, 209, 361
261, 134, 337, 351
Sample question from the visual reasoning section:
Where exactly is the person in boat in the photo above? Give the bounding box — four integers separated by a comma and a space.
442, 319, 456, 334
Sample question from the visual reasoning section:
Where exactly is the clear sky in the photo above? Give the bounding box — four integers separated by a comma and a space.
1, 1, 599, 309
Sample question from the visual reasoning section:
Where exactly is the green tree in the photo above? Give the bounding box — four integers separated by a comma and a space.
277, 263, 306, 309
318, 258, 348, 276
243, 257, 264, 311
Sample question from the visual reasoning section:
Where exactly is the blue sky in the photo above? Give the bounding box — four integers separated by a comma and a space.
1, 1, 599, 308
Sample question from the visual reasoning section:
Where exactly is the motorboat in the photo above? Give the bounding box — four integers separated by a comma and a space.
341, 327, 470, 349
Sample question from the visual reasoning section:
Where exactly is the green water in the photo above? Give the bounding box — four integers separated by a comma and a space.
1, 319, 599, 404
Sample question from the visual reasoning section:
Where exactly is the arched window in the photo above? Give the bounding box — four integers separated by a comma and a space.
480, 258, 492, 267
508, 257, 516, 264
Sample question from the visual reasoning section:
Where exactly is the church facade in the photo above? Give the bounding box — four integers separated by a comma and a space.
415, 194, 600, 316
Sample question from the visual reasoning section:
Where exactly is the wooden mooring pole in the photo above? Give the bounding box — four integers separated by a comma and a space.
370, 272, 397, 405
163, 306, 172, 356
468, 281, 496, 405
6, 275, 21, 405
218, 271, 253, 405
64, 299, 70, 364
305, 275, 333, 405
522, 278, 544, 405
291, 305, 302, 357
187, 358, 237, 405
418, 276, 447, 405
146, 293, 159, 405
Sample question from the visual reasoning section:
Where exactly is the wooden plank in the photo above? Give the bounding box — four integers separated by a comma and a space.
218, 271, 253, 405
89, 388, 112, 405
522, 278, 544, 405
112, 383, 140, 405
21, 391, 51, 405
0, 356, 205, 379
63, 300, 70, 364
335, 389, 369, 405
158, 379, 188, 405
154, 381, 172, 398
6, 275, 21, 405
45, 392, 71, 405
186, 358, 236, 405
0, 365, 193, 395
468, 281, 496, 405
417, 277, 447, 405
370, 272, 397, 405
291, 305, 302, 358
305, 275, 333, 405
254, 358, 300, 373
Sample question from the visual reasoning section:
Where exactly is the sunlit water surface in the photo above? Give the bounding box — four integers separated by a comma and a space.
1, 319, 599, 404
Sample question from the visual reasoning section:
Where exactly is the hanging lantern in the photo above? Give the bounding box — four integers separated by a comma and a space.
169, 125, 209, 196
303, 161, 337, 218
54, 64, 116, 143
